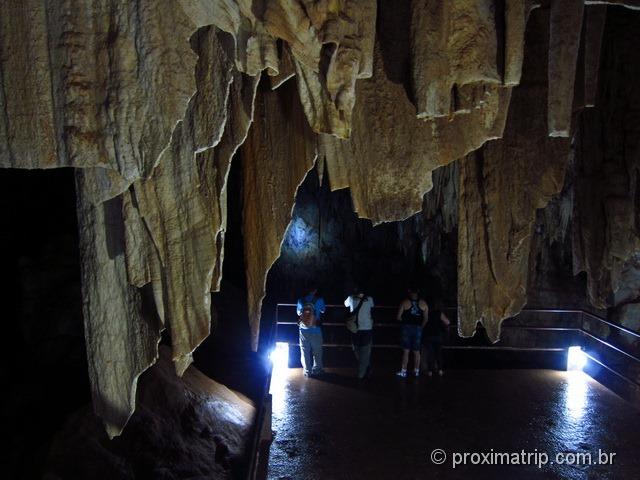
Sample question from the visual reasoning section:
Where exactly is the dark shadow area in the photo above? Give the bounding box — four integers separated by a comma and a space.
0, 168, 89, 480
260, 165, 457, 334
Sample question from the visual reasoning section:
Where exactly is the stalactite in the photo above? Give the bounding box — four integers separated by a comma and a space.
547, 0, 585, 137
320, 42, 511, 225
0, 0, 197, 194
241, 80, 317, 348
457, 8, 570, 340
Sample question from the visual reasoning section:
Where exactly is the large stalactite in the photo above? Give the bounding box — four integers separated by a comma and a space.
241, 80, 317, 348
2, 0, 640, 438
457, 8, 571, 341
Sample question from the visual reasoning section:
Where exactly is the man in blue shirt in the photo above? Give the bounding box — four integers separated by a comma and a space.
296, 286, 326, 377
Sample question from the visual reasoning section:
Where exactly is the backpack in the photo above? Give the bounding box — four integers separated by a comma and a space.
299, 300, 318, 327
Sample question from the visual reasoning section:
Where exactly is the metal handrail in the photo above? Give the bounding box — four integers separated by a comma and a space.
276, 304, 639, 336
275, 303, 640, 364
584, 352, 640, 388
582, 310, 640, 340
581, 330, 640, 363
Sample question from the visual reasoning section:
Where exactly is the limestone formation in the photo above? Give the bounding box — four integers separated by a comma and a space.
505, 1, 541, 86
410, 0, 501, 119
583, 6, 608, 107
177, 0, 279, 76
571, 10, 640, 309
320, 43, 511, 225
458, 9, 570, 340
177, 0, 377, 139
265, 0, 377, 138
130, 27, 236, 376
241, 80, 317, 348
75, 175, 162, 439
547, 0, 585, 137
0, 0, 197, 194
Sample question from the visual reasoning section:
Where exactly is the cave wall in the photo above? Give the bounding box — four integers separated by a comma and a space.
0, 169, 88, 478
2, 0, 640, 438
265, 163, 459, 312
570, 7, 640, 349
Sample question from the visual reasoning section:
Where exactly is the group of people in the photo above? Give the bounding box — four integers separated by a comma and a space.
295, 286, 450, 379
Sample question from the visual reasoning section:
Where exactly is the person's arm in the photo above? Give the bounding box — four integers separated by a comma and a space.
421, 300, 429, 328
396, 301, 405, 321
344, 296, 352, 309
296, 299, 303, 316
440, 312, 451, 327
318, 297, 326, 314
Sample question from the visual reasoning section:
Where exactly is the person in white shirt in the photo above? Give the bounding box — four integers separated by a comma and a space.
344, 287, 375, 379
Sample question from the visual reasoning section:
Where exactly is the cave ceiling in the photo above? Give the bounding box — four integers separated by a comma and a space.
2, 0, 639, 436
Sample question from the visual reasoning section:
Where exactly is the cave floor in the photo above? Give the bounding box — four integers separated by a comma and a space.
266, 368, 640, 480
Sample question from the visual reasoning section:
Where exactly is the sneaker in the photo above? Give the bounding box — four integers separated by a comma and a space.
303, 371, 312, 378
414, 369, 420, 377
396, 370, 407, 378
438, 369, 444, 376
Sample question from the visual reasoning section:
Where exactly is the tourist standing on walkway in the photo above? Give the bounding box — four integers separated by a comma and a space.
344, 287, 375, 379
422, 299, 450, 376
296, 286, 326, 377
396, 287, 428, 377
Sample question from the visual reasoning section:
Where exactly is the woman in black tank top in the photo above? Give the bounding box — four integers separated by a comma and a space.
396, 288, 428, 377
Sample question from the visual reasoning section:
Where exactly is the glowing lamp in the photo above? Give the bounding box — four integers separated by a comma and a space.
567, 346, 587, 371
270, 342, 290, 370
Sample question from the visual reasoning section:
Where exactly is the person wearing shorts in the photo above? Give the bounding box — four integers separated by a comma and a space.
396, 287, 428, 377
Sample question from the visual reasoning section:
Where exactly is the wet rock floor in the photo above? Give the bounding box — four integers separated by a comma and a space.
267, 368, 640, 479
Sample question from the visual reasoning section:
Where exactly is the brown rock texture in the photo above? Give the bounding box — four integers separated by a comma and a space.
0, 0, 196, 192
320, 43, 511, 225
266, 0, 377, 138
75, 175, 162, 439
457, 8, 570, 340
241, 80, 317, 347
571, 9, 640, 309
547, 0, 584, 137
410, 0, 501, 119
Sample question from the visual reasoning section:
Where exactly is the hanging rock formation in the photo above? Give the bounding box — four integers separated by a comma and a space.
571, 9, 640, 309
0, 0, 197, 196
241, 80, 317, 348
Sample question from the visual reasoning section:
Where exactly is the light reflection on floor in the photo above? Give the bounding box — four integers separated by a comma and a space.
563, 370, 589, 420
269, 343, 292, 416
267, 368, 640, 479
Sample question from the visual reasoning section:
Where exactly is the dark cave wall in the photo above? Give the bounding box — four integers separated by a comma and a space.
262, 156, 589, 326
569, 7, 640, 373
0, 168, 88, 479
263, 164, 458, 314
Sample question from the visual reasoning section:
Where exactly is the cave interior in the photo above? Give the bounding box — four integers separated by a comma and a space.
2, 0, 640, 479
